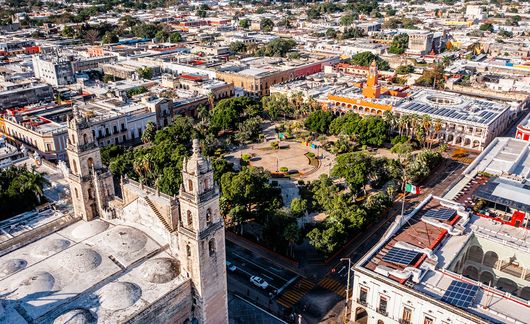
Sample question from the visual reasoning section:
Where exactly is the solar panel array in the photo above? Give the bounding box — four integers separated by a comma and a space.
423, 208, 456, 221
442, 281, 479, 308
382, 247, 420, 266
398, 93, 505, 125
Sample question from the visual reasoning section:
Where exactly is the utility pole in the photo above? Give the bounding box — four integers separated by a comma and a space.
341, 257, 352, 324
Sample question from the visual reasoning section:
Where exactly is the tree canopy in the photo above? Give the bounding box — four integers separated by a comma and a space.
255, 38, 297, 57
209, 97, 261, 134
0, 166, 47, 220
350, 51, 390, 70
260, 18, 274, 32
329, 113, 388, 147
388, 33, 409, 54
304, 110, 334, 134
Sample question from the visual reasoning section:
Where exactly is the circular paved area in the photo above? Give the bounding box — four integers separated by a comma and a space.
226, 140, 334, 181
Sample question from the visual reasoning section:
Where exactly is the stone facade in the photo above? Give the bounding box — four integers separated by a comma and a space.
66, 107, 115, 221
63, 116, 229, 323
178, 139, 229, 324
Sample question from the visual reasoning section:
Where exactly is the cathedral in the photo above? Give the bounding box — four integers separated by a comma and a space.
0, 108, 229, 324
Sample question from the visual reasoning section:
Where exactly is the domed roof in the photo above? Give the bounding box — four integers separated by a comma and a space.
98, 282, 141, 310
53, 308, 97, 324
13, 271, 55, 297
60, 248, 102, 273
72, 220, 109, 240
185, 139, 210, 175
141, 258, 179, 284
32, 239, 71, 258
0, 259, 27, 278
105, 226, 147, 253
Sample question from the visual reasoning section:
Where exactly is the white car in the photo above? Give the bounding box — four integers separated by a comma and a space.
226, 261, 237, 272
250, 276, 269, 289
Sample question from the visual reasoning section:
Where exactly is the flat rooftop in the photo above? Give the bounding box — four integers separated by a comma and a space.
463, 137, 530, 179
395, 89, 510, 127
358, 192, 530, 324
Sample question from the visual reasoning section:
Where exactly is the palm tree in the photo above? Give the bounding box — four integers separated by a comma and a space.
433, 118, 442, 147
20, 167, 47, 205
307, 97, 320, 115
197, 105, 210, 124
400, 114, 411, 136
291, 92, 304, 119
410, 114, 421, 139
383, 111, 397, 134
207, 92, 215, 110
283, 223, 299, 258
421, 114, 432, 148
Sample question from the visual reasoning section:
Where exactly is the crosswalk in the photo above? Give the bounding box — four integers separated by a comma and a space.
276, 278, 315, 308
318, 277, 351, 298
275, 276, 353, 309
452, 156, 474, 164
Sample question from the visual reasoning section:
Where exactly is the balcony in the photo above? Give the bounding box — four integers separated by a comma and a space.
356, 298, 368, 307
376, 308, 388, 317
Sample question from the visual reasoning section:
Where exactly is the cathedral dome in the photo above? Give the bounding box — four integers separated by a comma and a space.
104, 226, 147, 253
12, 271, 56, 297
0, 259, 27, 278
141, 258, 179, 284
98, 282, 141, 310
32, 239, 71, 258
60, 248, 102, 273
71, 220, 109, 240
53, 308, 97, 324
185, 139, 210, 175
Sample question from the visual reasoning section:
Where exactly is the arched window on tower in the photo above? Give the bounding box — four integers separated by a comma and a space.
188, 179, 193, 192
87, 188, 93, 199
203, 178, 209, 191
186, 244, 191, 257
74, 187, 79, 199
72, 160, 78, 175
187, 210, 193, 227
87, 157, 94, 171
71, 134, 75, 144
206, 208, 212, 225
83, 133, 88, 145
208, 238, 215, 256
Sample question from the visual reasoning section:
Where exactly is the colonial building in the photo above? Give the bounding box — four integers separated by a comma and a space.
0, 115, 229, 323
216, 56, 338, 98
393, 90, 513, 151
351, 137, 530, 324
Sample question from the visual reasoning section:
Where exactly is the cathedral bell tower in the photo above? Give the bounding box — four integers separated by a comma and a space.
362, 60, 382, 99
66, 106, 114, 221
178, 139, 228, 324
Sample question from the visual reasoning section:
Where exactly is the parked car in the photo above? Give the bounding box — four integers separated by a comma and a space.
226, 261, 237, 272
250, 276, 269, 289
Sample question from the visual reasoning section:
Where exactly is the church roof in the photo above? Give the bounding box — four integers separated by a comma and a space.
0, 219, 188, 323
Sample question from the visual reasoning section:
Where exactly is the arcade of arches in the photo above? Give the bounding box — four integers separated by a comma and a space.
453, 241, 530, 300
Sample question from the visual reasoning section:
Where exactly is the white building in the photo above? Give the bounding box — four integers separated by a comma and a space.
32, 55, 75, 87
465, 5, 485, 20
393, 89, 513, 151
351, 138, 530, 324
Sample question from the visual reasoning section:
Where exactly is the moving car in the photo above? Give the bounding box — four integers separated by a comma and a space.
226, 261, 237, 272
250, 275, 269, 289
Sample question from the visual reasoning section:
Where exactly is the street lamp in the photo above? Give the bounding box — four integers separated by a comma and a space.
340, 257, 352, 324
